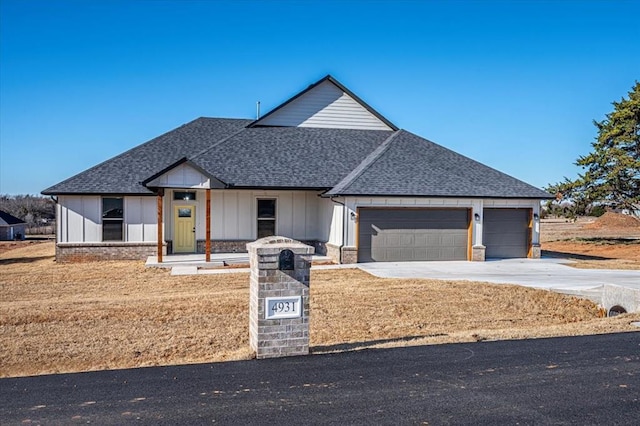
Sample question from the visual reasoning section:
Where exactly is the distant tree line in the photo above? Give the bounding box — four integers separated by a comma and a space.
0, 195, 55, 233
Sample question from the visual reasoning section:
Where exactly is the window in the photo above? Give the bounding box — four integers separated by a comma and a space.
174, 191, 196, 201
178, 208, 192, 218
102, 197, 123, 241
257, 199, 276, 238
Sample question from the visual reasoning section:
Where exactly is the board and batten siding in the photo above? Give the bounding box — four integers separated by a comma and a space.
257, 80, 392, 130
125, 197, 158, 242
57, 195, 157, 243
146, 163, 210, 189
165, 189, 330, 242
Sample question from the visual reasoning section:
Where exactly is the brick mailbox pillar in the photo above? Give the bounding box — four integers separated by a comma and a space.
247, 236, 314, 359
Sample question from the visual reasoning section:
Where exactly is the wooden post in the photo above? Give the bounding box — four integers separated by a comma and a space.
157, 190, 164, 263
206, 189, 211, 262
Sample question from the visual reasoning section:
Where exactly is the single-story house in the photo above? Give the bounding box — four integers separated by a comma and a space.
0, 210, 27, 241
42, 75, 553, 263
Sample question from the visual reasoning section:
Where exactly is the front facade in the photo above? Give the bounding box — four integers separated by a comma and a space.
43, 75, 552, 263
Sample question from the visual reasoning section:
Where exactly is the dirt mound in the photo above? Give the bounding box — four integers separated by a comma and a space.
583, 212, 640, 229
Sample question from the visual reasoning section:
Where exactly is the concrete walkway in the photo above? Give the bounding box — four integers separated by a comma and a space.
145, 253, 340, 276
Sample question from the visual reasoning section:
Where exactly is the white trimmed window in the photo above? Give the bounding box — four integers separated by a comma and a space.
257, 199, 276, 238
102, 197, 124, 241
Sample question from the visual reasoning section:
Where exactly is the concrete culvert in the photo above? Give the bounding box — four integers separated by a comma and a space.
608, 305, 627, 317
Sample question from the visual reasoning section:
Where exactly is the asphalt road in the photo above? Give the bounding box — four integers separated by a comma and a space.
2, 333, 639, 425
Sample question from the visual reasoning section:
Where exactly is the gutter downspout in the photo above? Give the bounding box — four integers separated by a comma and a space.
329, 196, 347, 264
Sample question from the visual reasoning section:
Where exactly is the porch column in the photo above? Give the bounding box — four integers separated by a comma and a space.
206, 188, 211, 262
157, 190, 164, 263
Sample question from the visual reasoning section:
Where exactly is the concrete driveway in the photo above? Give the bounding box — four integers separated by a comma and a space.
358, 258, 640, 312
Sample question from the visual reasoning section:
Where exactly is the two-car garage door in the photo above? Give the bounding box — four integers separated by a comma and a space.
358, 208, 470, 262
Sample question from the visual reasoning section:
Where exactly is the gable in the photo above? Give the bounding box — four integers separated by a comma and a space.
254, 78, 395, 131
145, 162, 214, 189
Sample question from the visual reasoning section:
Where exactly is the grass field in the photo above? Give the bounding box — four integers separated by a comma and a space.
2, 241, 638, 378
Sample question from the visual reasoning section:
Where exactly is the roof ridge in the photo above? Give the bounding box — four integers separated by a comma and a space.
326, 130, 403, 195
188, 126, 249, 161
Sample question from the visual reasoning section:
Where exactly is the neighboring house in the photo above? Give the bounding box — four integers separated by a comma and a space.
42, 75, 553, 263
0, 210, 26, 241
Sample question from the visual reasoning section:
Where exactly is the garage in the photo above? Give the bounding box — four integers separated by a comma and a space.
483, 208, 531, 258
357, 208, 470, 262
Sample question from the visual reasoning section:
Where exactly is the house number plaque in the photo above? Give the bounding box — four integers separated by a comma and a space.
265, 296, 302, 320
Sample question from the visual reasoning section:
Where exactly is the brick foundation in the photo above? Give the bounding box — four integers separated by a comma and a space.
196, 240, 253, 254
195, 240, 327, 256
472, 245, 486, 261
341, 246, 358, 264
530, 243, 541, 259
56, 242, 165, 262
55, 239, 327, 263
326, 243, 341, 263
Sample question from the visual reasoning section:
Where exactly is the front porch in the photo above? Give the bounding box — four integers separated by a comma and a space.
150, 186, 333, 264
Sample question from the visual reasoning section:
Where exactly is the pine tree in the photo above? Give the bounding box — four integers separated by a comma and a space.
550, 82, 640, 213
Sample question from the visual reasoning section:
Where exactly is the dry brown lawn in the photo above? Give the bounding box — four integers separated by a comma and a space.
2, 241, 639, 378
541, 214, 640, 269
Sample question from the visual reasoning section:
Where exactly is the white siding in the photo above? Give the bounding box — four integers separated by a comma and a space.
126, 197, 144, 242
223, 191, 238, 239
57, 195, 155, 243
83, 197, 101, 242
257, 80, 392, 130
125, 196, 157, 242
146, 163, 210, 189
58, 196, 101, 242
207, 190, 324, 241
65, 197, 84, 242
237, 192, 253, 239
324, 199, 344, 246
142, 198, 157, 242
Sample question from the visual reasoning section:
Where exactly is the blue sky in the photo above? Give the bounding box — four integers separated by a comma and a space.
1, 0, 638, 195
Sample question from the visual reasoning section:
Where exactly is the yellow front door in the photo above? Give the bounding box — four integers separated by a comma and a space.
174, 206, 196, 253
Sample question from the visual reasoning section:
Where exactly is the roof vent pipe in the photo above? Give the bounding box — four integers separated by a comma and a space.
256, 101, 260, 119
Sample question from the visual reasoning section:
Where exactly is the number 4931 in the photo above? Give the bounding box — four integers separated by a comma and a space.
265, 296, 302, 319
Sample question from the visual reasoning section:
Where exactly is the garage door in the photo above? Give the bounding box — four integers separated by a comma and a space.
483, 208, 530, 258
358, 208, 469, 262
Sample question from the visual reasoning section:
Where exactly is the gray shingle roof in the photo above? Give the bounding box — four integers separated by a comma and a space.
325, 130, 552, 198
42, 118, 252, 195
42, 118, 552, 199
190, 127, 393, 188
0, 210, 26, 226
